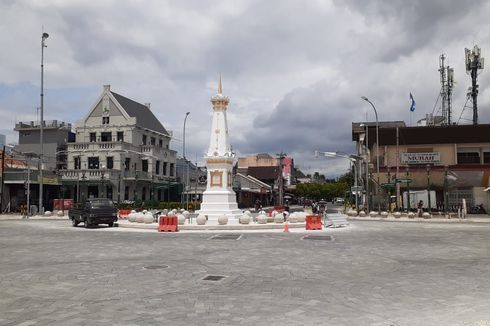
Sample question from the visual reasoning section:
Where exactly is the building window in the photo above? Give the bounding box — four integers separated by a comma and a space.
484, 152, 490, 164
107, 157, 114, 169
150, 137, 156, 146
101, 132, 112, 142
457, 148, 480, 164
88, 157, 99, 169
158, 189, 162, 201
163, 162, 168, 176
159, 139, 163, 147
117, 131, 124, 142
156, 160, 160, 175
102, 117, 110, 124
170, 163, 175, 177
142, 134, 147, 145
142, 160, 148, 172
124, 186, 129, 200
89, 133, 96, 142
74, 157, 81, 170
124, 158, 130, 171
142, 187, 147, 201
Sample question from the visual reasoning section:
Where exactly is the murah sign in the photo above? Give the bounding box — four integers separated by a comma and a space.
401, 152, 440, 164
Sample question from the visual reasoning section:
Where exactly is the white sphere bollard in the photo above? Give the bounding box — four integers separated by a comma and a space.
135, 212, 145, 223
422, 212, 431, 219
296, 212, 306, 223
274, 214, 284, 223
218, 215, 228, 225
196, 214, 207, 225
128, 212, 137, 222
57, 210, 64, 217
239, 214, 251, 224
177, 214, 186, 225
359, 210, 366, 217
244, 210, 252, 216
393, 211, 401, 218
162, 209, 169, 216
183, 211, 190, 219
289, 212, 298, 223
143, 214, 153, 224
257, 214, 267, 224
408, 212, 415, 219
369, 211, 378, 217
44, 211, 52, 217
381, 211, 389, 218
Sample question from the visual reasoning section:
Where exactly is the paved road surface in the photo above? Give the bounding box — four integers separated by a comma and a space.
0, 219, 489, 326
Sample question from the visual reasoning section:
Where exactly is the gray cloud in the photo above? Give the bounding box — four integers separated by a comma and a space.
2, 0, 490, 177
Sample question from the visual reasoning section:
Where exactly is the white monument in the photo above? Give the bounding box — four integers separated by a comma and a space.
198, 77, 242, 219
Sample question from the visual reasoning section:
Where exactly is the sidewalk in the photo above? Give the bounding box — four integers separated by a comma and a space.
0, 213, 69, 221
346, 214, 490, 223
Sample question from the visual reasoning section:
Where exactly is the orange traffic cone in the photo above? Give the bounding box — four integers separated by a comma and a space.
283, 222, 289, 233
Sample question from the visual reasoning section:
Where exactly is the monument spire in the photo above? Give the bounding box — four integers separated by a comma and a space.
198, 74, 241, 219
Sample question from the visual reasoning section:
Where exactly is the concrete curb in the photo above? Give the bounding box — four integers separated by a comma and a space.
347, 216, 490, 223
117, 221, 309, 231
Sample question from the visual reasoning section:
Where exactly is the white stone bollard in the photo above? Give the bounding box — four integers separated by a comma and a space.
257, 214, 267, 224
289, 212, 298, 223
274, 213, 284, 223
177, 214, 186, 225
369, 211, 378, 217
239, 214, 251, 224
393, 211, 401, 218
218, 215, 228, 225
422, 212, 431, 219
196, 214, 207, 225
135, 212, 145, 223
57, 210, 64, 217
296, 212, 306, 223
381, 211, 389, 218
408, 212, 415, 219
359, 210, 366, 217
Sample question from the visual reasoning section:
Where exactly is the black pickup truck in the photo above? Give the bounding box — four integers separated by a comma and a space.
69, 198, 118, 228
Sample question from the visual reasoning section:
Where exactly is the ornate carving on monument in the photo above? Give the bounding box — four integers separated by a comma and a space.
210, 170, 223, 188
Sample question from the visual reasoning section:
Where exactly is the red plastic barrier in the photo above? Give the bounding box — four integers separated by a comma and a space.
305, 215, 322, 230
158, 215, 179, 232
118, 209, 131, 219
53, 199, 74, 210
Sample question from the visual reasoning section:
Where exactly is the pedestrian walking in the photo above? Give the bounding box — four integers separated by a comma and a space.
417, 200, 424, 217
21, 204, 28, 219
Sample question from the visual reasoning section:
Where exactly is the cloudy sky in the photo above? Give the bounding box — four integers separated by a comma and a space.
2, 0, 490, 177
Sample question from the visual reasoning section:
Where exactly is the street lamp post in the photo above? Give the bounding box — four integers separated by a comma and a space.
444, 166, 449, 215
426, 164, 431, 213
39, 31, 49, 215
361, 96, 380, 213
405, 166, 410, 212
183, 112, 190, 210
315, 151, 361, 214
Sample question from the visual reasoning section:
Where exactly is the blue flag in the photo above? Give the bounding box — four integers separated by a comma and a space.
409, 92, 416, 112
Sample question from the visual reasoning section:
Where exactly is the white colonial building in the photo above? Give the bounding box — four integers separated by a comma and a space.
61, 85, 177, 203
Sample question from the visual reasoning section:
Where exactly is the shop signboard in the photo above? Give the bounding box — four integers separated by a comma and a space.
401, 152, 440, 164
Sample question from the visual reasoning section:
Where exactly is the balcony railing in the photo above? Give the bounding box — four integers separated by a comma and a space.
60, 169, 171, 182
68, 142, 133, 152
15, 120, 72, 130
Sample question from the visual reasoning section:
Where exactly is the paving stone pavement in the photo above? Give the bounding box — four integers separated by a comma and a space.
0, 220, 489, 325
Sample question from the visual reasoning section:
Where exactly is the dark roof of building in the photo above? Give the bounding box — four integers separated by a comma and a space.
294, 168, 307, 179
247, 166, 281, 181
256, 153, 273, 159
111, 92, 168, 135
353, 123, 490, 146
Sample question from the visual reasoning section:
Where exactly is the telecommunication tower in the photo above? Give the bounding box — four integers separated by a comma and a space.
465, 45, 484, 125
438, 54, 455, 125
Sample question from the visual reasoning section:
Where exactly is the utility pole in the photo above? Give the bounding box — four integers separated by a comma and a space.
276, 152, 286, 206
39, 31, 49, 215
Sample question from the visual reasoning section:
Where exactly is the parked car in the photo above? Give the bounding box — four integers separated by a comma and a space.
333, 197, 344, 205
69, 198, 118, 228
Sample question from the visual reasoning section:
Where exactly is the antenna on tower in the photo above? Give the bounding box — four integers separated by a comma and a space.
465, 45, 484, 125
438, 54, 455, 125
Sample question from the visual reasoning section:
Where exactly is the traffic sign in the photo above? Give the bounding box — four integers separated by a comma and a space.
351, 186, 363, 192
396, 178, 412, 183
381, 182, 396, 189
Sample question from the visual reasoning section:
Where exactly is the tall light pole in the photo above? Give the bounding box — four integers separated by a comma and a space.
315, 151, 362, 214
39, 31, 49, 214
183, 112, 190, 210
361, 96, 380, 213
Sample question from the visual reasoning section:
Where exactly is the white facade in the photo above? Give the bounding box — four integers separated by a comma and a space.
61, 85, 177, 203
198, 79, 241, 219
